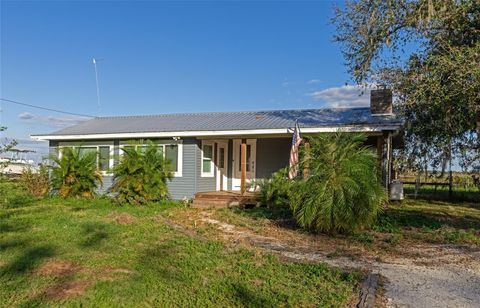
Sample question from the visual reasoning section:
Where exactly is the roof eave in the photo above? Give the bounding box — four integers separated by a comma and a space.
31, 124, 403, 141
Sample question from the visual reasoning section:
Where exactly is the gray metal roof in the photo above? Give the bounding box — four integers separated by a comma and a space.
37, 107, 403, 136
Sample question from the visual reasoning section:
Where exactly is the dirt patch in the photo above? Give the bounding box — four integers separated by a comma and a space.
44, 279, 93, 299
34, 258, 134, 300
36, 260, 81, 278
108, 213, 136, 225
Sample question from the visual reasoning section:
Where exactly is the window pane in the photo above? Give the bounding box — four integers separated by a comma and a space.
203, 145, 213, 159
238, 144, 251, 172
165, 145, 178, 172
122, 146, 135, 153
99, 146, 110, 171
219, 148, 225, 168
158, 145, 164, 156
78, 147, 96, 156
203, 160, 211, 173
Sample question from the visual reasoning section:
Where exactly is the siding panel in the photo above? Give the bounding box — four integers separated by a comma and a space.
256, 138, 290, 179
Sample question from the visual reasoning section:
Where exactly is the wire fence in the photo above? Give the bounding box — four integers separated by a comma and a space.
400, 173, 480, 203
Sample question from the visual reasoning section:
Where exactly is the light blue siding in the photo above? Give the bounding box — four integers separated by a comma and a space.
256, 138, 290, 179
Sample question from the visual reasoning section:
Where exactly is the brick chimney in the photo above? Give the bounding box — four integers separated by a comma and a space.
370, 88, 393, 115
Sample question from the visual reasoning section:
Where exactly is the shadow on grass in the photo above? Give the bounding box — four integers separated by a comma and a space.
404, 188, 480, 204
376, 206, 480, 232
0, 245, 55, 277
79, 222, 110, 247
231, 205, 298, 229
0, 220, 31, 233
0, 238, 30, 251
231, 283, 272, 306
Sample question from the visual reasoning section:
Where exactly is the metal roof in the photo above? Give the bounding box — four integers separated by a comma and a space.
34, 107, 403, 137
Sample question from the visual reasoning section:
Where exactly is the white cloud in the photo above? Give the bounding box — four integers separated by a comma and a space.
307, 79, 321, 84
308, 84, 372, 108
18, 112, 90, 127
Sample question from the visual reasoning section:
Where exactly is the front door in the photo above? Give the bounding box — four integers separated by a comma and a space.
232, 139, 256, 191
216, 141, 228, 191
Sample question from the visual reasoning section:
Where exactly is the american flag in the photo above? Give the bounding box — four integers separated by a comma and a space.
288, 120, 302, 179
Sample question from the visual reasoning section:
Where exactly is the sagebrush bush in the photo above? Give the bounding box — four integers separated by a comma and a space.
19, 165, 49, 198
110, 141, 173, 205
50, 147, 103, 198
289, 133, 386, 234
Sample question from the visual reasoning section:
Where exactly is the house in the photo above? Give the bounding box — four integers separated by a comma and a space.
32, 89, 403, 204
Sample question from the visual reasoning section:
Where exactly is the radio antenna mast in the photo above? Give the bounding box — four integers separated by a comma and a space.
92, 58, 103, 113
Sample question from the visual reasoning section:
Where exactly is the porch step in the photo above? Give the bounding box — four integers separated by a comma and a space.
191, 191, 257, 208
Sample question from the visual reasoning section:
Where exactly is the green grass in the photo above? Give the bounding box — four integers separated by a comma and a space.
373, 199, 480, 246
0, 197, 358, 307
403, 184, 480, 203
227, 197, 480, 249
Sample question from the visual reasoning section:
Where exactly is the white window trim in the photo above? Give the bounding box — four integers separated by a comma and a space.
119, 141, 183, 177
201, 140, 215, 177
58, 145, 114, 176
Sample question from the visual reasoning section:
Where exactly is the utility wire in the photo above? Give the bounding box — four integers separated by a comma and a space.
0, 98, 95, 118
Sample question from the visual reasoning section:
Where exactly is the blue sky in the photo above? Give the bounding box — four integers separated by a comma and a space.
1, 0, 371, 160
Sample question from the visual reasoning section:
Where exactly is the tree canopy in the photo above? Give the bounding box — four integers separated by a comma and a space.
333, 0, 479, 172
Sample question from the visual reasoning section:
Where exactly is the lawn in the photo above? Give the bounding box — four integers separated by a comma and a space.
206, 197, 480, 262
0, 197, 359, 307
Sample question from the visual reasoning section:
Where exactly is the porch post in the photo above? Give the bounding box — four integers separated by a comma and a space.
303, 141, 310, 179
240, 139, 247, 194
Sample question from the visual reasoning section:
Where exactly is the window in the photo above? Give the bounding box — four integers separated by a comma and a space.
98, 146, 110, 171
201, 141, 214, 177
165, 145, 178, 172
120, 141, 183, 177
61, 145, 113, 174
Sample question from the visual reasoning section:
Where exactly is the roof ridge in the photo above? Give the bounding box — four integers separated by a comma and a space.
94, 106, 369, 119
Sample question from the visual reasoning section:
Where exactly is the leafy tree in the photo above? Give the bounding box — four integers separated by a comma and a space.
332, 0, 479, 173
289, 133, 386, 234
110, 141, 173, 205
50, 147, 103, 198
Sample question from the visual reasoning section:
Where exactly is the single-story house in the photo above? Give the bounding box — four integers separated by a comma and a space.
32, 89, 403, 202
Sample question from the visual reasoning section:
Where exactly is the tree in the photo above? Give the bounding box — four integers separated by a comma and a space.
289, 133, 386, 234
0, 127, 17, 171
110, 141, 173, 205
50, 147, 103, 198
333, 0, 479, 173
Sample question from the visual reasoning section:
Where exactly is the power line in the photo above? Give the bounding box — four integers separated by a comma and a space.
0, 98, 95, 118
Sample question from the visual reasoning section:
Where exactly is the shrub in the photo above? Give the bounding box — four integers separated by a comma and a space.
19, 165, 49, 198
254, 167, 292, 208
0, 180, 33, 208
110, 141, 173, 205
50, 147, 103, 198
289, 133, 386, 234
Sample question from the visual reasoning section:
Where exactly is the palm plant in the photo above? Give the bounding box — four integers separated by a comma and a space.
50, 147, 103, 198
255, 167, 292, 208
110, 141, 173, 205
289, 133, 386, 234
